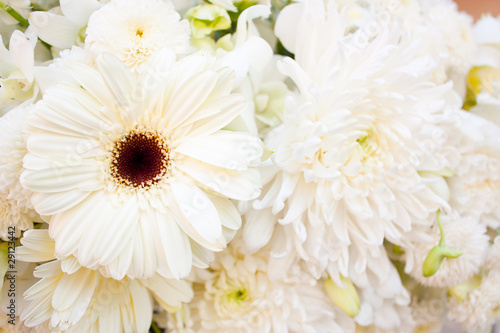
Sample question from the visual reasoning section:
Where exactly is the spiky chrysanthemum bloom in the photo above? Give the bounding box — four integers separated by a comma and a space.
447, 111, 500, 228
186, 245, 354, 333
447, 272, 500, 331
447, 238, 500, 331
334, 0, 475, 95
408, 213, 489, 288
244, 0, 452, 284
0, 107, 37, 240
20, 49, 262, 280
17, 229, 193, 332
86, 0, 190, 72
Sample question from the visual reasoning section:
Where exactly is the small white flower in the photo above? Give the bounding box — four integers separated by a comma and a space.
408, 213, 489, 288
86, 0, 190, 72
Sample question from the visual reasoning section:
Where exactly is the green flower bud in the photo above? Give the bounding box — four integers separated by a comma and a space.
185, 4, 231, 39
324, 275, 360, 318
422, 210, 463, 277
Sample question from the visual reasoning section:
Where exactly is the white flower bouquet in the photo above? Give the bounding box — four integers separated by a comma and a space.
0, 0, 499, 332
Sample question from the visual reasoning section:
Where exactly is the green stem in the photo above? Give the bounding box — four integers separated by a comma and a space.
150, 321, 162, 333
0, 1, 29, 27
436, 209, 445, 247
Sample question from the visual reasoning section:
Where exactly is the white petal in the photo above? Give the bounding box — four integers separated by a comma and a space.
51, 191, 109, 257
130, 280, 153, 333
208, 194, 242, 230
164, 70, 217, 129
141, 275, 193, 308
28, 12, 79, 49
21, 163, 102, 193
51, 267, 92, 311
190, 240, 214, 268
243, 208, 276, 253
97, 53, 138, 124
65, 61, 116, 111
9, 30, 34, 82
178, 157, 261, 200
94, 197, 139, 266
175, 131, 262, 170
131, 217, 158, 279
60, 0, 102, 26
170, 181, 222, 244
27, 132, 102, 160
181, 95, 246, 137
155, 211, 192, 279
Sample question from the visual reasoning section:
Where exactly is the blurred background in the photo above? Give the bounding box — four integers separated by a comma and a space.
455, 0, 500, 20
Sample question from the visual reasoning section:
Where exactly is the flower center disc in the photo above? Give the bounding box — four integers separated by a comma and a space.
110, 130, 170, 188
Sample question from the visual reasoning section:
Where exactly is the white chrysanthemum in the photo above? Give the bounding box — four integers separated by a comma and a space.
446, 237, 500, 330
408, 213, 489, 288
421, 0, 475, 88
447, 271, 500, 331
20, 49, 262, 280
188, 247, 353, 333
334, 0, 475, 95
447, 111, 500, 228
86, 0, 190, 72
351, 262, 412, 332
244, 0, 452, 284
0, 107, 37, 240
0, 194, 35, 240
17, 229, 193, 332
410, 298, 446, 333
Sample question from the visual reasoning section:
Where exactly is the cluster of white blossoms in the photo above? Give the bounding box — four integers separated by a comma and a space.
0, 0, 499, 331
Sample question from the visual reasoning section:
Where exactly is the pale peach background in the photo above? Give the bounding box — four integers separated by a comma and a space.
455, 0, 500, 20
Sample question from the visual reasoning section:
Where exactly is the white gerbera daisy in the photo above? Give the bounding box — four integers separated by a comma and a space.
188, 246, 353, 333
20, 49, 262, 280
86, 0, 190, 72
17, 229, 193, 332
408, 213, 489, 288
244, 0, 452, 284
0, 106, 37, 239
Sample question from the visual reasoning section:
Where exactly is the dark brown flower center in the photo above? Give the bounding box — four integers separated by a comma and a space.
110, 130, 170, 188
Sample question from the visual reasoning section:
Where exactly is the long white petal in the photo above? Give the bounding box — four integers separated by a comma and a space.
178, 157, 261, 201
170, 181, 222, 244
28, 12, 79, 49
175, 131, 262, 170
155, 211, 192, 279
